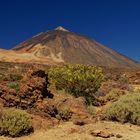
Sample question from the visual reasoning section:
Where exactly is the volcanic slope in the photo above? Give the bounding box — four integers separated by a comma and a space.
4, 26, 140, 68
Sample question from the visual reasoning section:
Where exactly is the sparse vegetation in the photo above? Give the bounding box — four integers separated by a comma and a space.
48, 64, 104, 105
87, 105, 96, 116
118, 73, 129, 84
0, 62, 140, 139
0, 108, 32, 137
106, 93, 140, 125
8, 82, 20, 91
57, 107, 72, 121
9, 74, 23, 81
105, 88, 128, 102
0, 73, 23, 82
0, 73, 5, 81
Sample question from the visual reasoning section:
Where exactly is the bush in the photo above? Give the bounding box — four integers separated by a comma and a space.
118, 74, 129, 84
87, 105, 96, 117
105, 88, 128, 102
0, 74, 5, 81
2, 74, 23, 82
0, 108, 32, 137
106, 93, 140, 125
8, 82, 20, 91
9, 74, 23, 81
7, 67, 23, 81
48, 64, 104, 105
57, 107, 72, 121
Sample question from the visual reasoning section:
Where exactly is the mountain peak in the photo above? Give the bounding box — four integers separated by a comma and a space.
13, 27, 139, 68
55, 26, 69, 32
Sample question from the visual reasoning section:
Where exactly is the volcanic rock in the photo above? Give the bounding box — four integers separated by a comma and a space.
0, 69, 52, 109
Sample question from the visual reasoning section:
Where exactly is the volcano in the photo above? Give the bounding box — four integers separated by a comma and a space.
1, 26, 139, 68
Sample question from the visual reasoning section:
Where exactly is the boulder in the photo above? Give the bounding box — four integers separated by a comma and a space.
90, 130, 114, 138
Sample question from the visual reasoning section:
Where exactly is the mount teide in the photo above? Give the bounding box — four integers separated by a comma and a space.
3, 26, 140, 68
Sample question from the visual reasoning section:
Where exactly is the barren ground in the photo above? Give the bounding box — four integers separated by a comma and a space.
0, 121, 140, 140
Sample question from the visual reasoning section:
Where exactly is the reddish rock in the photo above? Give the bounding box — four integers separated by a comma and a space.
116, 134, 123, 138
0, 69, 91, 120
90, 130, 114, 138
0, 69, 52, 109
73, 119, 87, 126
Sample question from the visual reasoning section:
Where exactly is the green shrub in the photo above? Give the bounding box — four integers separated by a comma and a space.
0, 74, 5, 81
106, 93, 140, 125
9, 74, 23, 81
0, 108, 32, 137
48, 64, 104, 105
87, 105, 96, 117
8, 82, 20, 91
105, 89, 120, 102
2, 74, 23, 82
57, 107, 72, 121
118, 74, 129, 84
105, 88, 128, 102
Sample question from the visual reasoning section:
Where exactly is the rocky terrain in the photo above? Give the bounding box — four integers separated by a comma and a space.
0, 27, 140, 140
0, 62, 140, 140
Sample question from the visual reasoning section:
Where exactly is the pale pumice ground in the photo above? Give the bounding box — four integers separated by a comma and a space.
0, 121, 140, 140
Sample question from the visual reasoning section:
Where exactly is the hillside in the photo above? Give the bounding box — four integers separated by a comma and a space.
12, 26, 139, 68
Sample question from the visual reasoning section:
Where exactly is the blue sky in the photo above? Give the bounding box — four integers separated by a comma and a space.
0, 0, 140, 62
